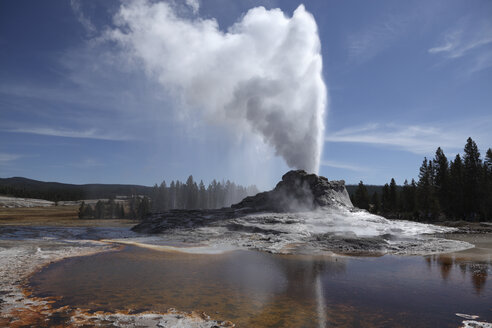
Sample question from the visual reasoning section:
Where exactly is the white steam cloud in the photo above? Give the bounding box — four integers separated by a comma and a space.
106, 1, 326, 173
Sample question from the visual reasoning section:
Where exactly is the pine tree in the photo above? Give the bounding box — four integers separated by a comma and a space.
485, 148, 492, 172
78, 201, 86, 219
389, 178, 398, 211
463, 138, 482, 220
485, 149, 492, 220
94, 200, 105, 220
198, 180, 207, 209
159, 180, 168, 211
169, 181, 176, 209
370, 191, 381, 214
433, 147, 450, 215
401, 180, 414, 213
138, 197, 150, 220
354, 181, 370, 210
417, 157, 439, 220
185, 175, 197, 209
382, 183, 390, 212
449, 154, 464, 219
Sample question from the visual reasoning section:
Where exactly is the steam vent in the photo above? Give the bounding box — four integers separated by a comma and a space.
132, 170, 352, 234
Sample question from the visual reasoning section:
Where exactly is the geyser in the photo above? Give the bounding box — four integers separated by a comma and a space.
132, 170, 473, 255
107, 1, 326, 173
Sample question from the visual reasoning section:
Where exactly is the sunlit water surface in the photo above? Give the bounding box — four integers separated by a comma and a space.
29, 244, 491, 328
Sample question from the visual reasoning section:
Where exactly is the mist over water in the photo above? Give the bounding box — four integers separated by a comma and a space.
106, 1, 326, 173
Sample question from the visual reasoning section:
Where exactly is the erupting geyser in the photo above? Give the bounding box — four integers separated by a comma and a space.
107, 1, 326, 173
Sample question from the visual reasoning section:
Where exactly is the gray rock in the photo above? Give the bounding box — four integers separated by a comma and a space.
232, 169, 352, 212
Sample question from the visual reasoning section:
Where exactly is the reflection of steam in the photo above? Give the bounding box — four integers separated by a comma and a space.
315, 273, 327, 328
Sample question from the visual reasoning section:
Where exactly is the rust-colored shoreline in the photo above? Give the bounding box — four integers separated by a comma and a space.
3, 240, 234, 327
21, 241, 124, 292
1, 241, 122, 327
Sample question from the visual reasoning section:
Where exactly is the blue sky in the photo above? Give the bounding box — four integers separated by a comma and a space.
1, 0, 491, 190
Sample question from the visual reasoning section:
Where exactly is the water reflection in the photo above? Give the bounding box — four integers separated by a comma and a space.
425, 254, 491, 293
29, 246, 492, 328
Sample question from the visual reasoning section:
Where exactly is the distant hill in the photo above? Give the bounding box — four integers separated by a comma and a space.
0, 177, 153, 202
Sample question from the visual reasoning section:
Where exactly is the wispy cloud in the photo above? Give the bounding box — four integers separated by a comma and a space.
325, 119, 492, 155
0, 153, 21, 163
347, 14, 405, 63
70, 0, 96, 35
428, 20, 492, 73
4, 127, 131, 141
429, 28, 492, 59
320, 160, 368, 172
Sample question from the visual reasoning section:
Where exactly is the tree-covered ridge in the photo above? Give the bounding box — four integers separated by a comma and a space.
352, 138, 492, 221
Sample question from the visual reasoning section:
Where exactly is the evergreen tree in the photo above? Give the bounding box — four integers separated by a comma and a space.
389, 178, 398, 211
94, 200, 105, 220
185, 175, 197, 209
449, 154, 464, 219
198, 180, 207, 209
108, 198, 116, 219
354, 181, 370, 210
463, 138, 482, 219
485, 148, 492, 172
433, 147, 450, 215
78, 201, 86, 219
381, 183, 390, 212
159, 180, 168, 211
485, 149, 492, 220
417, 157, 439, 220
137, 196, 150, 220
370, 191, 381, 214
169, 181, 176, 209
401, 180, 415, 213
118, 203, 125, 219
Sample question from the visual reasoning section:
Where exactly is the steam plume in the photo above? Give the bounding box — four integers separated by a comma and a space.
107, 1, 326, 173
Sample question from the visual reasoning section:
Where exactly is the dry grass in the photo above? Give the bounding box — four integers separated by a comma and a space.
0, 206, 136, 227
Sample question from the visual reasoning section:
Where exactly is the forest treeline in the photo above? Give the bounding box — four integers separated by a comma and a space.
0, 175, 257, 210
351, 138, 492, 222
149, 176, 259, 211
78, 175, 259, 220
78, 197, 150, 221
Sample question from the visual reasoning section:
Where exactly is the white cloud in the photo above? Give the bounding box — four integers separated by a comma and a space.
4, 127, 131, 141
104, 0, 326, 173
325, 119, 492, 155
185, 0, 199, 14
429, 29, 492, 59
320, 160, 368, 172
428, 20, 492, 73
0, 153, 21, 163
70, 0, 96, 35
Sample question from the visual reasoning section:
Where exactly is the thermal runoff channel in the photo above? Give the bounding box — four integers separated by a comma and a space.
106, 1, 326, 173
